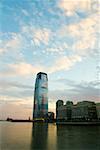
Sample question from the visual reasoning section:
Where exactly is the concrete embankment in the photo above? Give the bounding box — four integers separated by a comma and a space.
56, 121, 100, 125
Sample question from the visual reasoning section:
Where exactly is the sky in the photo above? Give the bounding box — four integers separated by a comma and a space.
0, 0, 100, 119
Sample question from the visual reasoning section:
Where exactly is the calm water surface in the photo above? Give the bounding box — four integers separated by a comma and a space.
0, 122, 100, 150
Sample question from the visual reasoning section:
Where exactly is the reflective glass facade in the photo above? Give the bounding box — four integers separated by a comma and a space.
33, 72, 48, 119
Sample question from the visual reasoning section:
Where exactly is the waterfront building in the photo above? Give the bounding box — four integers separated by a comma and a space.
66, 101, 73, 120
57, 105, 67, 120
47, 112, 55, 121
56, 100, 64, 120
96, 103, 100, 120
72, 101, 97, 120
33, 72, 48, 119
56, 100, 73, 121
71, 104, 89, 120
56, 100, 98, 121
56, 100, 63, 107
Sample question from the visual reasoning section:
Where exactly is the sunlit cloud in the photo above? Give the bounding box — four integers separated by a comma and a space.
58, 0, 95, 16
0, 96, 56, 119
0, 62, 44, 76
48, 55, 82, 73
0, 96, 33, 119
0, 48, 5, 55
59, 12, 99, 57
0, 54, 82, 77
46, 42, 69, 54
22, 26, 51, 46
33, 28, 51, 46
0, 33, 22, 53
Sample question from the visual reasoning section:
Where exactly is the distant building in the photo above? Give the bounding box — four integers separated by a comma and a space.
66, 101, 73, 120
56, 100, 64, 120
96, 103, 100, 120
57, 105, 67, 120
72, 101, 97, 121
33, 72, 48, 119
47, 112, 54, 121
56, 100, 73, 121
56, 100, 98, 121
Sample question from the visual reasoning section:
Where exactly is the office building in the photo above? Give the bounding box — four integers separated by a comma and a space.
33, 72, 48, 119
56, 100, 98, 121
96, 103, 100, 120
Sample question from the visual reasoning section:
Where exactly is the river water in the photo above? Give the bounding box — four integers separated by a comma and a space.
0, 122, 100, 150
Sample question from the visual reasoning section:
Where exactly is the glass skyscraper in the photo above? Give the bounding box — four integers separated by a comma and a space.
33, 72, 48, 119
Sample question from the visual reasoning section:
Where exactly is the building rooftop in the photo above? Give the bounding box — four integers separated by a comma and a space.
37, 72, 47, 76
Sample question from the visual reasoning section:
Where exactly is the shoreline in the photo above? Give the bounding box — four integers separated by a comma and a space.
2, 120, 100, 125
56, 121, 100, 125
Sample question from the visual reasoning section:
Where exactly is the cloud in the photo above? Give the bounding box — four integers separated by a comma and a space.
1, 16, 98, 76
59, 12, 99, 57
70, 14, 99, 55
21, 9, 29, 16
34, 28, 51, 45
49, 79, 100, 102
0, 96, 33, 119
5, 33, 21, 49
0, 87, 33, 98
0, 80, 33, 89
48, 55, 82, 73
55, 78, 100, 89
0, 54, 82, 77
0, 48, 5, 55
58, 0, 94, 16
0, 33, 25, 62
0, 95, 56, 119
46, 42, 69, 54
0, 79, 99, 119
0, 33, 22, 55
9, 63, 39, 76
0, 62, 44, 76
22, 26, 51, 46
0, 26, 51, 57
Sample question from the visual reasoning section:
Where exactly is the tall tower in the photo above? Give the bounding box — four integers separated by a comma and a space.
33, 72, 48, 119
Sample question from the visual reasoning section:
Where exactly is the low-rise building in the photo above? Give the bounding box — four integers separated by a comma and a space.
57, 105, 67, 120
72, 101, 97, 121
48, 112, 54, 121
56, 100, 64, 120
56, 100, 98, 121
56, 100, 73, 121
71, 105, 88, 120
96, 103, 100, 120
66, 101, 73, 120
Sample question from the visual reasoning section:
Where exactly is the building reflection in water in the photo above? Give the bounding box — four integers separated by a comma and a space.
30, 123, 48, 150
47, 123, 57, 150
56, 125, 100, 150
30, 123, 57, 150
